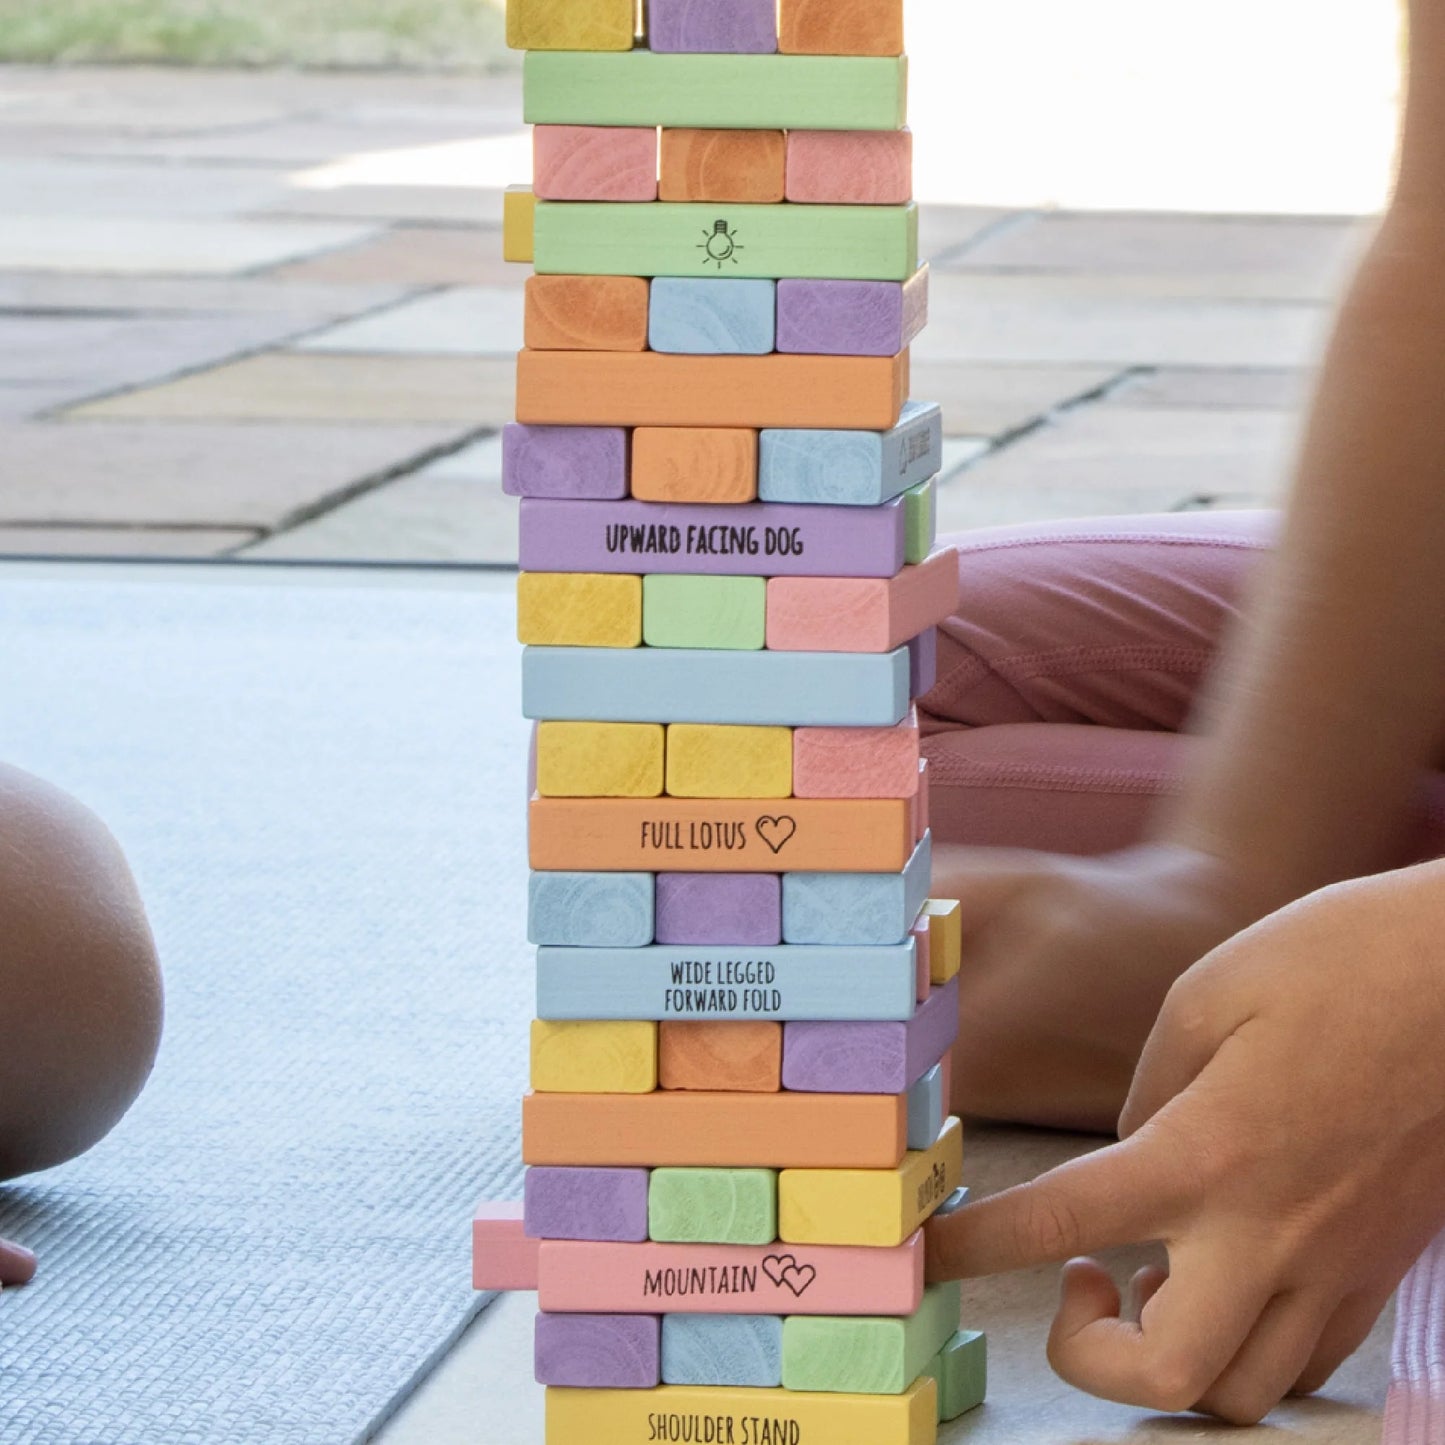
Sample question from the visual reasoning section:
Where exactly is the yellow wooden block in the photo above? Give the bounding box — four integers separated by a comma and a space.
517, 572, 641, 648
503, 185, 536, 263
665, 724, 792, 799
536, 721, 665, 798
780, 1116, 963, 1247
531, 1019, 658, 1093
546, 1378, 938, 1445
506, 0, 634, 51
921, 898, 961, 985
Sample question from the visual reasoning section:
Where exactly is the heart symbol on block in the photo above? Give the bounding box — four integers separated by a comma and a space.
755, 815, 798, 854
760, 1253, 816, 1297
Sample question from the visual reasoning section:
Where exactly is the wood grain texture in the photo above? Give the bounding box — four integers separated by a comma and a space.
530, 1019, 658, 1093
533, 125, 658, 202
792, 712, 921, 799
503, 185, 536, 263
778, 0, 904, 56
659, 1020, 782, 1091
535, 721, 665, 798
666, 723, 792, 798
920, 1329, 987, 1421
525, 275, 649, 352
775, 267, 928, 357
631, 427, 758, 504
787, 128, 913, 204
649, 277, 776, 355
528, 871, 656, 948
502, 424, 630, 500
661, 129, 786, 203
643, 575, 767, 651
648, 1168, 778, 1245
534, 1313, 661, 1389
661, 1315, 782, 1388
655, 874, 781, 946
780, 831, 932, 947
516, 571, 642, 648
506, 0, 635, 50
524, 1166, 650, 1242
648, 0, 777, 54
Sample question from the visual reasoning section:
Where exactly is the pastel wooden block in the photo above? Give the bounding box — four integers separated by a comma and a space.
649, 0, 777, 53
758, 401, 942, 507
524, 52, 909, 131
503, 185, 536, 263
522, 647, 911, 727
910, 625, 938, 696
660, 130, 786, 204
662, 1315, 782, 1387
779, 0, 904, 56
766, 549, 957, 654
502, 424, 629, 500
538, 1232, 925, 1315
921, 898, 961, 985
659, 1020, 782, 1091
778, 1116, 963, 1246
909, 916, 931, 1003
534, 126, 657, 203
535, 721, 664, 798
920, 1329, 987, 1421
792, 711, 921, 799
649, 1168, 777, 1245
472, 1201, 540, 1291
524, 275, 649, 352
518, 496, 907, 579
535, 1312, 660, 1389
533, 201, 918, 283
528, 870, 655, 948
782, 1282, 960, 1396
528, 796, 915, 872
906, 1062, 947, 1151
518, 571, 642, 649
914, 759, 930, 841
904, 478, 936, 564
525, 1167, 650, 1242
644, 575, 766, 651
782, 977, 957, 1097
939, 1051, 953, 1116
523, 1089, 908, 1169
650, 278, 776, 355
507, 0, 634, 50
782, 831, 931, 945
787, 128, 913, 205
545, 1380, 938, 1445
535, 941, 919, 1022
632, 428, 758, 505
666, 724, 792, 798
530, 1019, 658, 1093
776, 267, 927, 358
655, 874, 782, 946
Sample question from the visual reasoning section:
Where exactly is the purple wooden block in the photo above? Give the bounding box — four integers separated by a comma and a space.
782, 975, 959, 1094
655, 874, 782, 946
648, 0, 777, 53
518, 497, 906, 578
525, 1167, 649, 1241
502, 423, 629, 499
535, 1312, 661, 1388
910, 626, 938, 698
776, 268, 929, 358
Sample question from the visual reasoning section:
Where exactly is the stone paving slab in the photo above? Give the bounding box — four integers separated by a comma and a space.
0, 527, 258, 557
0, 384, 101, 423
915, 205, 1017, 264
295, 287, 523, 357
911, 361, 1125, 438
260, 185, 507, 227
0, 422, 470, 527
0, 158, 294, 218
0, 272, 413, 318
262, 226, 515, 288
1106, 366, 1314, 411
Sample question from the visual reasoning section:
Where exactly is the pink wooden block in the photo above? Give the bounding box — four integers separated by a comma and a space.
767, 550, 958, 654
472, 1201, 541, 1291
786, 128, 913, 205
537, 1233, 925, 1315
534, 126, 659, 202
910, 916, 931, 1003
793, 709, 920, 799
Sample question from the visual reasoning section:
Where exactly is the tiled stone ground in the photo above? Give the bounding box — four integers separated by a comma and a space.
0, 64, 1377, 561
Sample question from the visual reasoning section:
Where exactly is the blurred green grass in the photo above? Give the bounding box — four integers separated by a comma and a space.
0, 0, 513, 68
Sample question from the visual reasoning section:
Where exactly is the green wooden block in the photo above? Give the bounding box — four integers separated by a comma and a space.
535, 201, 918, 283
643, 575, 766, 650
919, 1329, 987, 1421
649, 1168, 778, 1245
781, 1281, 960, 1395
524, 52, 908, 131
904, 478, 936, 565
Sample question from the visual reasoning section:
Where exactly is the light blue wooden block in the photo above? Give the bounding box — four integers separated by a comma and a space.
536, 942, 919, 1021
759, 402, 942, 507
522, 647, 911, 727
662, 1316, 783, 1388
906, 1062, 946, 1151
650, 279, 777, 355
782, 833, 932, 945
528, 872, 655, 948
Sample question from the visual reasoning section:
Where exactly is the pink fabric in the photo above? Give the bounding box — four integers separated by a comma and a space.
1388, 1231, 1445, 1443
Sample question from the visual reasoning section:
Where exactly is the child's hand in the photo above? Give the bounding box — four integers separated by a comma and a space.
0, 1238, 35, 1286
927, 862, 1445, 1423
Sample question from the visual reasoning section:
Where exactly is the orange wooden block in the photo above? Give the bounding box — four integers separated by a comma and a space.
523, 1089, 907, 1168
533, 126, 658, 202
631, 428, 757, 503
779, 0, 904, 55
659, 1020, 782, 1092
793, 709, 921, 800
786, 129, 913, 205
529, 795, 914, 873
660, 128, 787, 203
516, 350, 909, 431
525, 275, 649, 352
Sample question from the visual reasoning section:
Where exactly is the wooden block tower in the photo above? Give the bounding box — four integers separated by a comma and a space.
477, 2, 989, 1438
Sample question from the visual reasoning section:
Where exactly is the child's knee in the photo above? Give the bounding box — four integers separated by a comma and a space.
0, 764, 162, 1181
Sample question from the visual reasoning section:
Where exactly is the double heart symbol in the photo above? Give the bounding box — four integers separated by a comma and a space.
761, 1252, 817, 1297
755, 815, 797, 854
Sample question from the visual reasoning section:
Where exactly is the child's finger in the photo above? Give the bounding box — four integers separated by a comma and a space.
1127, 1264, 1169, 1322
0, 1239, 36, 1286
1291, 1285, 1394, 1397
1193, 1289, 1334, 1424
